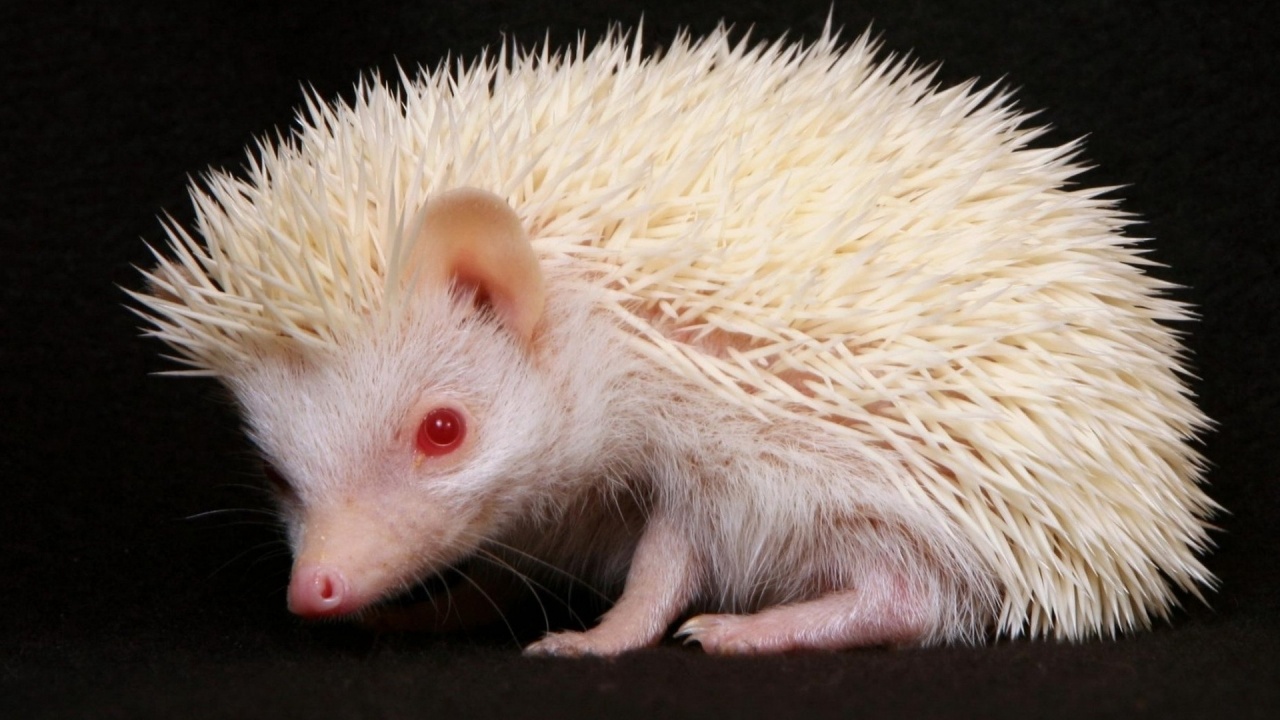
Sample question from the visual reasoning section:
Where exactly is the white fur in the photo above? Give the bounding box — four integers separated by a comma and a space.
134, 23, 1215, 645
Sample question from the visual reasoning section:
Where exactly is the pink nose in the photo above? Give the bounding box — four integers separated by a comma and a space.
287, 564, 350, 617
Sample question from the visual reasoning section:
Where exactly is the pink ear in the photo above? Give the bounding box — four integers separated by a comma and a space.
407, 188, 545, 344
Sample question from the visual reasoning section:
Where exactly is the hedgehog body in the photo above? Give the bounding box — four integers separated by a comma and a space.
134, 25, 1215, 653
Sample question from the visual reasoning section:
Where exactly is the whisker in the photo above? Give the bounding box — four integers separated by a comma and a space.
244, 541, 292, 563
216, 481, 278, 499
207, 539, 287, 579
183, 507, 281, 522
472, 548, 554, 633
192, 521, 284, 533
453, 568, 521, 649
469, 536, 612, 605
407, 569, 451, 624
422, 571, 446, 618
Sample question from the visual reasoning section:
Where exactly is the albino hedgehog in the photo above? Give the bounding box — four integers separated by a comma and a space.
131, 24, 1216, 655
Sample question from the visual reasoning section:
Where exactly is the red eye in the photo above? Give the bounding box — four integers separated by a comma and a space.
416, 407, 466, 456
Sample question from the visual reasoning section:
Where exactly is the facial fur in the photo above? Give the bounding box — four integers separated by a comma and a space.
230, 287, 567, 613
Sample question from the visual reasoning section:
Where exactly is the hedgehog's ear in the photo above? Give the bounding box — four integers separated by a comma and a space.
405, 188, 544, 345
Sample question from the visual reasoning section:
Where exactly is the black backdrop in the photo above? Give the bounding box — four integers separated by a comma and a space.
4, 1, 1278, 717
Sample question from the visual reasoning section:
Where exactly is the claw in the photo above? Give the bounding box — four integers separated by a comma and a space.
675, 614, 730, 646
523, 630, 638, 658
524, 631, 589, 657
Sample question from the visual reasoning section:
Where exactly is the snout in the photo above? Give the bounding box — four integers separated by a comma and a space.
284, 496, 468, 621
287, 562, 356, 618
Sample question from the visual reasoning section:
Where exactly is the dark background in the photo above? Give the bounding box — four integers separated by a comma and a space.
4, 0, 1277, 717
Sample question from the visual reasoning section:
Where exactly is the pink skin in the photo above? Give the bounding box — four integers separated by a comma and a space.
281, 489, 467, 624
523, 519, 934, 656
284, 508, 396, 617
288, 530, 935, 653
525, 516, 695, 656
288, 564, 356, 618
270, 190, 942, 654
675, 575, 932, 654
283, 401, 480, 622
280, 454, 937, 652
288, 550, 522, 633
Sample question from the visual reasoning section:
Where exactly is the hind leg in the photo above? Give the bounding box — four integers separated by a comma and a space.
676, 570, 943, 654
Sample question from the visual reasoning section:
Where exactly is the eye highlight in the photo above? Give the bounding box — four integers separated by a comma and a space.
416, 407, 466, 456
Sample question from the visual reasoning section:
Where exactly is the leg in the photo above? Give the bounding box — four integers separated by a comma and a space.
676, 568, 937, 654
524, 516, 696, 657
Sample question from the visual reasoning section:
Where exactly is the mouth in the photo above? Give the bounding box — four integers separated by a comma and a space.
297, 561, 499, 638
287, 558, 476, 622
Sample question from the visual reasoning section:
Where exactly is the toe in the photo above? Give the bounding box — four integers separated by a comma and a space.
523, 629, 647, 657
675, 614, 742, 653
675, 613, 798, 655
524, 631, 589, 657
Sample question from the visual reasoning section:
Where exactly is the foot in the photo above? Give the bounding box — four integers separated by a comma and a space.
675, 613, 795, 654
524, 628, 652, 657
524, 516, 696, 657
675, 585, 933, 655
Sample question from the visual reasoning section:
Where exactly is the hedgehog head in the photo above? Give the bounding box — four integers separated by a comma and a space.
150, 185, 558, 616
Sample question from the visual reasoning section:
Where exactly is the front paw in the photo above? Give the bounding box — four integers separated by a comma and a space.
523, 630, 642, 658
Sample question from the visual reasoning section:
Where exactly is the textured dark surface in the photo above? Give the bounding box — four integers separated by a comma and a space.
3, 1, 1277, 717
